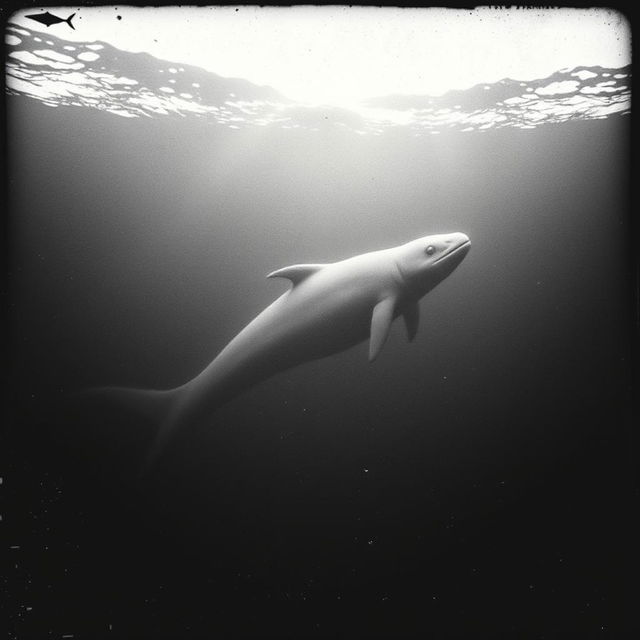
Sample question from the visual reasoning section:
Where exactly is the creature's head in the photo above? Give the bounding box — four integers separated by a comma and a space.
394, 232, 471, 298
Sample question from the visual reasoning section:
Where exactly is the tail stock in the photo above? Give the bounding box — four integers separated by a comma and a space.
79, 385, 176, 425
75, 385, 185, 472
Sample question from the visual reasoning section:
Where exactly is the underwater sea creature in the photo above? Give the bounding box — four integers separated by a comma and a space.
26, 11, 76, 30
91, 233, 470, 460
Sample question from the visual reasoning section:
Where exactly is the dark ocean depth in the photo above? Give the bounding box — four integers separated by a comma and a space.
4, 25, 635, 640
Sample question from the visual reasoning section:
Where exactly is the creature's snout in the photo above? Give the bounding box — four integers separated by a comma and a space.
449, 232, 470, 246
434, 233, 471, 264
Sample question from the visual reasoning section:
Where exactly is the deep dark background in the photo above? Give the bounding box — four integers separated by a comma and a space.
4, 90, 636, 638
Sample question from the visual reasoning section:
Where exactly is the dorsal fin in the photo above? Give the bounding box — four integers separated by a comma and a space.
266, 263, 326, 286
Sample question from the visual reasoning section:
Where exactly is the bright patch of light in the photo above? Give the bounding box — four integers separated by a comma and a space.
580, 85, 618, 95
34, 49, 75, 63
572, 69, 598, 80
535, 81, 579, 96
10, 50, 84, 70
503, 96, 528, 105
7, 26, 30, 36
78, 51, 100, 62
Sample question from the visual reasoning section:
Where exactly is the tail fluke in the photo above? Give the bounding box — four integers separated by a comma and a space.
66, 13, 75, 30
76, 385, 188, 474
79, 386, 176, 424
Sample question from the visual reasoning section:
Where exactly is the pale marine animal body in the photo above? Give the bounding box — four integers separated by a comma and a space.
92, 232, 471, 460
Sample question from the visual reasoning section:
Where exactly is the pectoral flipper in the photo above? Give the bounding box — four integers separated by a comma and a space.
403, 301, 420, 342
369, 297, 397, 362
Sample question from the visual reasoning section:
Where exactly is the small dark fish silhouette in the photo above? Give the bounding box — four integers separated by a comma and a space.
26, 11, 76, 30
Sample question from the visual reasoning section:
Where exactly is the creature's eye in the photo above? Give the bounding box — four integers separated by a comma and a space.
425, 245, 436, 256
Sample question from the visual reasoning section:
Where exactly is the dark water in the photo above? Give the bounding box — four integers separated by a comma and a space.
5, 28, 635, 640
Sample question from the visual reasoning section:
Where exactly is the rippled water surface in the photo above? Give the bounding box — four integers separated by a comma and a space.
6, 22, 631, 133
